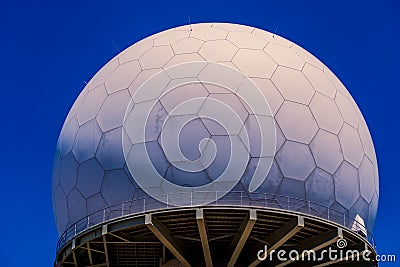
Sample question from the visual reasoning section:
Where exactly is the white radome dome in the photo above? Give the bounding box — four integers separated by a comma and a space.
52, 23, 379, 236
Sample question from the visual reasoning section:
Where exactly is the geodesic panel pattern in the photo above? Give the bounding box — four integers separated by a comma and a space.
52, 23, 379, 236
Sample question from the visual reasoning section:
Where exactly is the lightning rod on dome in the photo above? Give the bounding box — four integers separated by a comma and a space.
112, 40, 120, 53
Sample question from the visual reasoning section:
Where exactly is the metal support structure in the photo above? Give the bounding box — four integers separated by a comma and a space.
102, 225, 110, 267
87, 242, 93, 265
109, 232, 131, 243
72, 250, 77, 267
196, 209, 213, 267
248, 215, 304, 267
227, 209, 257, 267
145, 213, 191, 267
55, 207, 376, 267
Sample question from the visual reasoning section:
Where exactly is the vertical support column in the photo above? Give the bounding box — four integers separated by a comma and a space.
102, 224, 110, 267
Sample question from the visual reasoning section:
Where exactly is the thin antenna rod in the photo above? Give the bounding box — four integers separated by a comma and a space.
188, 16, 192, 31
112, 41, 120, 53
273, 21, 280, 38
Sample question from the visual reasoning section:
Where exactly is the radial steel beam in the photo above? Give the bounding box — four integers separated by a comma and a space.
145, 213, 191, 267
227, 209, 257, 267
196, 209, 213, 267
248, 215, 304, 267
72, 250, 77, 267
87, 242, 93, 265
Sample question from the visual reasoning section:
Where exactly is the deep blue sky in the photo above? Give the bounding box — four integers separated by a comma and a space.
0, 0, 398, 266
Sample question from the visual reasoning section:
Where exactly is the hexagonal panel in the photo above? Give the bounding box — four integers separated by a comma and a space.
146, 141, 169, 177
77, 158, 104, 198
212, 23, 253, 32
207, 93, 249, 123
339, 123, 363, 167
199, 40, 238, 62
275, 124, 286, 152
86, 193, 107, 216
291, 44, 324, 70
77, 84, 107, 125
154, 30, 189, 46
174, 23, 212, 32
329, 201, 348, 215
252, 28, 292, 47
178, 118, 210, 160
128, 68, 162, 96
165, 165, 211, 187
310, 93, 343, 134
197, 63, 243, 93
202, 82, 230, 94
139, 46, 174, 69
97, 89, 131, 132
240, 115, 275, 157
328, 201, 349, 225
272, 67, 315, 104
310, 130, 343, 174
190, 27, 228, 41
54, 186, 68, 232
358, 119, 376, 163
367, 192, 378, 232
164, 53, 205, 69
323, 66, 351, 99
204, 135, 230, 181
359, 156, 375, 202
264, 43, 305, 70
302, 63, 336, 99
276, 141, 315, 181
334, 161, 360, 209
349, 196, 369, 227
59, 116, 79, 157
119, 38, 153, 64
87, 59, 118, 91
276, 101, 318, 144
306, 168, 335, 207
101, 169, 135, 206
105, 60, 141, 94
172, 38, 204, 54
251, 78, 283, 115
232, 49, 277, 78
160, 82, 208, 113
227, 31, 266, 49
243, 159, 283, 195
276, 178, 306, 200
96, 127, 125, 170
73, 119, 102, 163
67, 188, 87, 225
52, 151, 62, 188
59, 152, 79, 195
335, 91, 359, 128
217, 61, 240, 71
66, 89, 88, 122
144, 101, 168, 142
201, 118, 226, 136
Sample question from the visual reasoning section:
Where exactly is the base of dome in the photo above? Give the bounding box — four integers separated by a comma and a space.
55, 206, 376, 267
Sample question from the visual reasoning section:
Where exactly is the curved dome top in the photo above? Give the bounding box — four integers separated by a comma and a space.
52, 23, 379, 236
